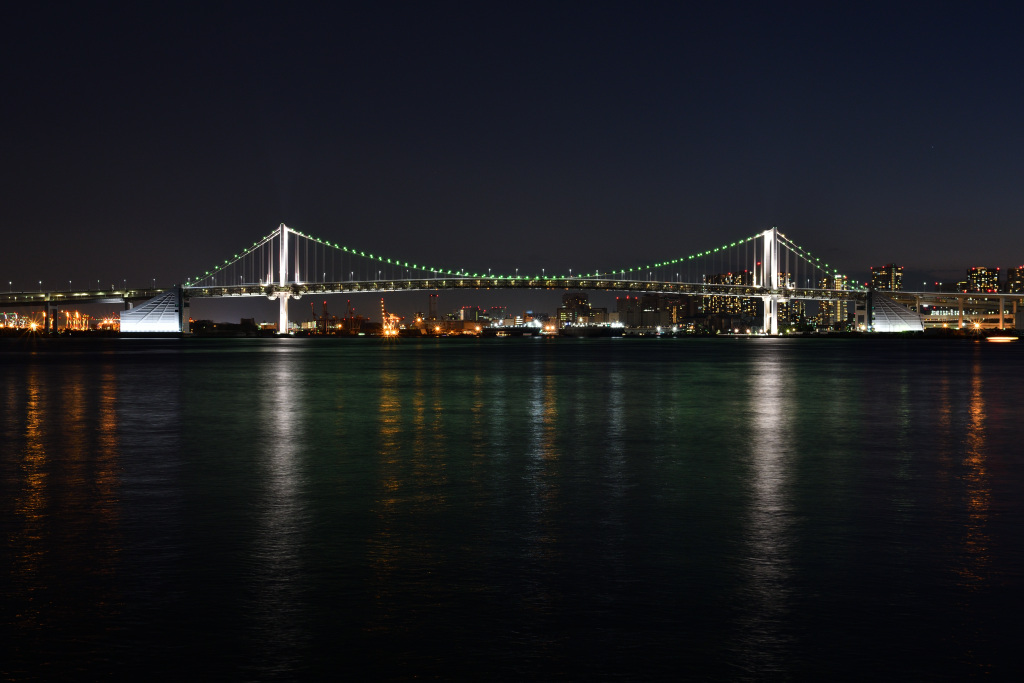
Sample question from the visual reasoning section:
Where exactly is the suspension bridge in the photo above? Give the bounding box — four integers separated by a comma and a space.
5, 224, 1018, 334
174, 224, 855, 335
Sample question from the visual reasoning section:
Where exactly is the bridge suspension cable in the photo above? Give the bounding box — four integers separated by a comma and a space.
182, 223, 854, 292
183, 225, 503, 288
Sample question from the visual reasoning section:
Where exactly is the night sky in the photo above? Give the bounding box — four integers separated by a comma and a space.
4, 3, 1023, 318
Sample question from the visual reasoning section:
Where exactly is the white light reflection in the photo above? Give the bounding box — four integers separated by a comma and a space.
250, 348, 308, 674
738, 345, 795, 674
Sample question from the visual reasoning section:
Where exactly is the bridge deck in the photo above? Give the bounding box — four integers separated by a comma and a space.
182, 279, 865, 301
1, 289, 165, 306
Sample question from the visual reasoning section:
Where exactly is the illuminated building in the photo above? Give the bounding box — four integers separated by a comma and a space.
459, 305, 485, 321
1007, 266, 1024, 293
778, 299, 806, 326
557, 292, 593, 325
870, 263, 903, 291
966, 266, 999, 293
615, 295, 642, 327
702, 272, 757, 317
816, 275, 850, 327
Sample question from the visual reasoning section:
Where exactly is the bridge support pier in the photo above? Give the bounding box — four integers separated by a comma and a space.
762, 295, 778, 335
760, 226, 780, 335
279, 293, 289, 334
44, 300, 54, 334
180, 287, 190, 334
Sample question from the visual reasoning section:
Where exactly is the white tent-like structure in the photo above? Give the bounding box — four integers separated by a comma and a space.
120, 288, 185, 333
871, 292, 924, 332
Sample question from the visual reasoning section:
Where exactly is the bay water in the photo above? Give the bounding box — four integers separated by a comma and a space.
2, 337, 1023, 680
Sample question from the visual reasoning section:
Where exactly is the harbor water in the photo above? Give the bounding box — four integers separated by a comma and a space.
2, 336, 1023, 680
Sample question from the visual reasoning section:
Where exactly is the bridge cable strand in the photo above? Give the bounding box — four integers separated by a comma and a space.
183, 229, 279, 287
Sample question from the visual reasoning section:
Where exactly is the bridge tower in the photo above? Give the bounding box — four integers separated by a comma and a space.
760, 226, 780, 335
279, 222, 289, 333
266, 222, 294, 333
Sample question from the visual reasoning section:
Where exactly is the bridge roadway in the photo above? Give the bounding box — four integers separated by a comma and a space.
1, 288, 166, 307
887, 290, 1024, 329
181, 278, 866, 302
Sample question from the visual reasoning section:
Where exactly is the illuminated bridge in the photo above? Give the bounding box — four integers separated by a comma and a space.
175, 224, 858, 335
4, 224, 1020, 333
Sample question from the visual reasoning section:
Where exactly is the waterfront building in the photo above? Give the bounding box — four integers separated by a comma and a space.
557, 292, 592, 325
615, 295, 642, 327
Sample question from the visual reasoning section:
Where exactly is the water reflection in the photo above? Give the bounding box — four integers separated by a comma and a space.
250, 351, 307, 674
368, 350, 403, 619
11, 364, 50, 630
522, 363, 562, 613
738, 346, 795, 674
6, 359, 124, 676
958, 355, 991, 588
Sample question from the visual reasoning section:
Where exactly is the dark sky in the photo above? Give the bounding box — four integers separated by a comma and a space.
4, 2, 1023, 317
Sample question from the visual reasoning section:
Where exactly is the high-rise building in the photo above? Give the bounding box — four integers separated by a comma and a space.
870, 264, 903, 291
816, 276, 849, 327
615, 295, 642, 327
966, 266, 999, 293
1007, 266, 1024, 293
778, 300, 806, 326
703, 271, 757, 317
557, 292, 592, 325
